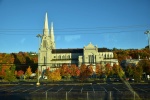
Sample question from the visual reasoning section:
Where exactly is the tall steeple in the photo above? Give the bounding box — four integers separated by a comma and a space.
50, 22, 55, 49
43, 12, 49, 36
50, 22, 54, 42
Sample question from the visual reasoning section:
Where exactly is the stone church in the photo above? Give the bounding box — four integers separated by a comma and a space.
38, 13, 118, 72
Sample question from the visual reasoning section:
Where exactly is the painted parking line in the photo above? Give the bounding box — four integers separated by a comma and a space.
29, 86, 46, 94
68, 87, 73, 93
11, 87, 26, 92
42, 87, 53, 94
113, 87, 122, 93
3, 86, 22, 92
56, 87, 63, 93
102, 87, 108, 93
22, 86, 36, 92
133, 87, 147, 92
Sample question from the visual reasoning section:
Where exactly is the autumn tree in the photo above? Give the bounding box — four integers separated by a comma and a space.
88, 65, 94, 76
79, 64, 93, 82
104, 63, 113, 78
0, 66, 5, 79
125, 64, 134, 78
70, 64, 80, 77
48, 69, 61, 82
60, 64, 71, 80
16, 70, 24, 79
3, 65, 16, 82
113, 64, 124, 78
133, 64, 143, 82
95, 64, 104, 78
25, 66, 32, 79
137, 60, 150, 75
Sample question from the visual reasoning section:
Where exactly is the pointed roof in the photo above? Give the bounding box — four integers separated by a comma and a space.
84, 42, 96, 49
50, 22, 55, 42
50, 22, 53, 30
44, 12, 49, 30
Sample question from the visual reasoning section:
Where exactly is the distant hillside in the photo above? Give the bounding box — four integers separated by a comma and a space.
0, 48, 150, 72
0, 52, 38, 72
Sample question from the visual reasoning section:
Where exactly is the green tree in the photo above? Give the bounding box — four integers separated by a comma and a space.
133, 65, 143, 82
113, 64, 124, 78
4, 65, 16, 82
125, 64, 134, 78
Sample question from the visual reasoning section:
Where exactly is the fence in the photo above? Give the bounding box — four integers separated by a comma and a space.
0, 91, 149, 100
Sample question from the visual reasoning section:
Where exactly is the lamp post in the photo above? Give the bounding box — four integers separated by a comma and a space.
36, 34, 42, 86
145, 30, 150, 50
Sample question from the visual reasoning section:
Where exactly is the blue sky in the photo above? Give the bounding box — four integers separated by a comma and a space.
0, 0, 150, 53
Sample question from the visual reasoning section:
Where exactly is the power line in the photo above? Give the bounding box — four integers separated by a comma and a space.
0, 24, 149, 32
0, 30, 146, 36
0, 24, 149, 35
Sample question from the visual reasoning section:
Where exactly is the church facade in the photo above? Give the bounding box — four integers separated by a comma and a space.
38, 13, 118, 72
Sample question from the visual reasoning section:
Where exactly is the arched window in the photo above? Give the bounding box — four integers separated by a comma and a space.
110, 54, 112, 58
67, 55, 70, 59
58, 55, 61, 59
89, 54, 94, 64
107, 54, 109, 58
104, 54, 106, 58
62, 55, 65, 59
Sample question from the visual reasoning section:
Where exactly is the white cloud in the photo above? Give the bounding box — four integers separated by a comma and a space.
64, 35, 81, 42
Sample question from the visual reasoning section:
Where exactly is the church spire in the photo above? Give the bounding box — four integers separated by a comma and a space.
50, 22, 54, 41
50, 22, 55, 49
43, 12, 49, 36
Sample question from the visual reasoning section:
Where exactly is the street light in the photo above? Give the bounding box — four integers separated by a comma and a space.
36, 34, 42, 86
145, 30, 150, 50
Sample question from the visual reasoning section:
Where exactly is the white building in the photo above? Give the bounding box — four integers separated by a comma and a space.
38, 13, 118, 72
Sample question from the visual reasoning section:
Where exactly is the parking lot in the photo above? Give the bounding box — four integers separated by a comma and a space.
0, 83, 149, 100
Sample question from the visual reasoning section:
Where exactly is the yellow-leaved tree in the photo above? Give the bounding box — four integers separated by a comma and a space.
48, 69, 61, 82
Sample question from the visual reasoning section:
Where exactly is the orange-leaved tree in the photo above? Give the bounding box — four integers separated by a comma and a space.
105, 63, 113, 78
70, 64, 80, 77
96, 64, 104, 77
25, 66, 32, 79
79, 64, 93, 82
60, 64, 71, 80
0, 64, 11, 79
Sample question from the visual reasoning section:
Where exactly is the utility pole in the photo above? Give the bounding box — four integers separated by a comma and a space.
145, 30, 150, 50
36, 34, 42, 86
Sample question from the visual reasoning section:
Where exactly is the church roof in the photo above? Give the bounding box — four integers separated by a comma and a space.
98, 48, 112, 52
52, 48, 111, 53
52, 48, 83, 53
